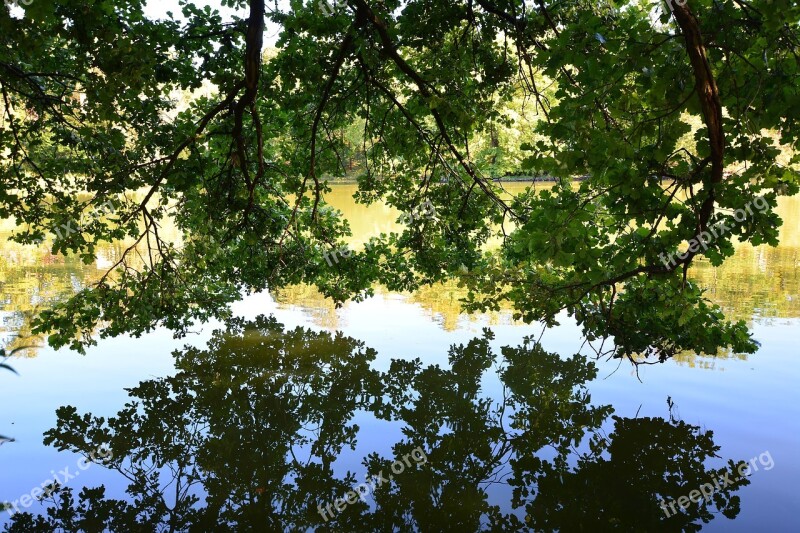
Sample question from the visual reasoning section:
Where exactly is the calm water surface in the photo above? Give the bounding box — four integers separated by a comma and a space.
0, 184, 798, 531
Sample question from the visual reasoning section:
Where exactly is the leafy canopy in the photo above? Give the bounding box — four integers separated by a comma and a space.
1, 0, 798, 358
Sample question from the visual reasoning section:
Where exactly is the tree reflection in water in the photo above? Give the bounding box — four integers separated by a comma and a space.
6, 316, 749, 532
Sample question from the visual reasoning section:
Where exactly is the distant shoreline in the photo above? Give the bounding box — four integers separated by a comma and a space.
325, 174, 582, 184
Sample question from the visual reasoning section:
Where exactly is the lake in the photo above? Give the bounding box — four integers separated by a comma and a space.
0, 183, 798, 531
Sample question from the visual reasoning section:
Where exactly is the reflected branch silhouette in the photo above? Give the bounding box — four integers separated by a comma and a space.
5, 316, 750, 532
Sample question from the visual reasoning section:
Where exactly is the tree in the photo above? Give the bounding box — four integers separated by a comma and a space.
1, 0, 798, 359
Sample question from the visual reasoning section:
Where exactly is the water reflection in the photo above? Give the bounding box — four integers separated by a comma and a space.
1, 186, 798, 363
5, 317, 750, 531
691, 246, 800, 323
210, 189, 800, 364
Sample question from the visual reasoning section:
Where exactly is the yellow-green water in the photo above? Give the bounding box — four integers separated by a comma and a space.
1, 183, 798, 358
1, 184, 798, 531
